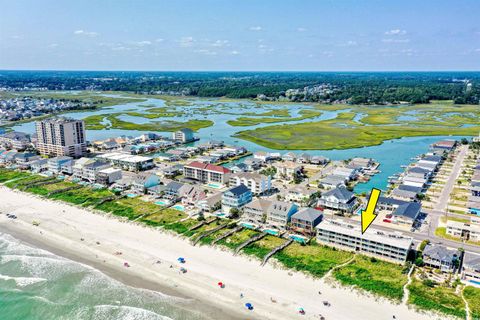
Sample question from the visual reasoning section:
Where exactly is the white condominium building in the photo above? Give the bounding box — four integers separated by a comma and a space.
316, 219, 413, 263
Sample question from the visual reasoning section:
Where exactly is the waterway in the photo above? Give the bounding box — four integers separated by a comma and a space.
11, 94, 467, 193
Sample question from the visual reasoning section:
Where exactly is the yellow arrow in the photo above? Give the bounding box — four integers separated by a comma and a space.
361, 188, 381, 234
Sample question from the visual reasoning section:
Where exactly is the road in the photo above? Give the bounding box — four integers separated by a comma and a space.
434, 144, 468, 211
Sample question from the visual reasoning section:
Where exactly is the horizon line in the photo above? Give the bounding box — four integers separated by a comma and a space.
1, 69, 480, 73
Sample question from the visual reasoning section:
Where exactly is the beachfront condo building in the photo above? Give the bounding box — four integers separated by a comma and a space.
183, 161, 231, 185
35, 118, 86, 158
316, 219, 413, 263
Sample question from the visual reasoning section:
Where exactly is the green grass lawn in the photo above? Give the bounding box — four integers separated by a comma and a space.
0, 169, 33, 183
408, 278, 466, 318
274, 241, 354, 278
333, 255, 408, 301
463, 286, 480, 320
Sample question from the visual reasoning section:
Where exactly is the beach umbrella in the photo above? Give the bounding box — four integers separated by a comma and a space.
177, 257, 185, 263
245, 303, 253, 310
217, 282, 224, 288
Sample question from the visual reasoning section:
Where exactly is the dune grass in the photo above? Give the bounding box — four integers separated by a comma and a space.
408, 278, 466, 318
274, 241, 353, 278
333, 255, 408, 301
463, 286, 480, 320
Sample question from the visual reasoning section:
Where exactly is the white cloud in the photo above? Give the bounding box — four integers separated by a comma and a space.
155, 38, 164, 42
212, 40, 229, 47
297, 27, 307, 32
194, 49, 217, 55
475, 48, 480, 53
385, 29, 407, 36
230, 50, 240, 55
10, 35, 23, 40
382, 38, 410, 43
134, 40, 152, 46
249, 26, 262, 31
48, 43, 59, 48
178, 36, 194, 47
74, 30, 99, 37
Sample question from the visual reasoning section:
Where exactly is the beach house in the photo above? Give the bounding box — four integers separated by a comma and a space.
462, 252, 480, 285
317, 186, 357, 214
221, 184, 252, 215
274, 161, 302, 180
290, 208, 323, 236
265, 200, 298, 231
131, 173, 161, 193
242, 198, 272, 225
422, 243, 461, 272
47, 156, 74, 175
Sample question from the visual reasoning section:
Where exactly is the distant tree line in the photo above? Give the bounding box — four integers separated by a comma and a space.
1, 70, 479, 105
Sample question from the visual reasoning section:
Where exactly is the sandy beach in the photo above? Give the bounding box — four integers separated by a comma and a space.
0, 186, 446, 320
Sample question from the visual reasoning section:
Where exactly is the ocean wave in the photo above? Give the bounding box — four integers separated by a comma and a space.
0, 232, 57, 257
0, 273, 47, 287
93, 305, 174, 320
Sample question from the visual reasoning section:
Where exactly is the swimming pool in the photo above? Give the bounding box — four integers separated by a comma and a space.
172, 205, 185, 211
241, 222, 256, 229
263, 229, 279, 236
155, 200, 169, 206
290, 235, 307, 243
127, 193, 137, 198
207, 183, 223, 189
469, 280, 480, 286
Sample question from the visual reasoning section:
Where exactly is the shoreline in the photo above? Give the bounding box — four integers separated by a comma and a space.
0, 186, 443, 320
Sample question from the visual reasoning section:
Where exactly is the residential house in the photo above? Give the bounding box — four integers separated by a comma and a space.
422, 243, 461, 272
285, 185, 317, 203
282, 152, 296, 162
462, 252, 480, 284
319, 174, 346, 189
243, 158, 263, 171
0, 131, 31, 150
221, 184, 252, 215
30, 159, 49, 173
164, 181, 185, 199
96, 168, 122, 185
290, 208, 323, 236
265, 201, 298, 231
47, 156, 73, 175
131, 173, 161, 193
73, 158, 111, 183
182, 186, 207, 207
242, 198, 272, 225
196, 192, 223, 212
275, 161, 302, 180
317, 186, 357, 213
446, 220, 480, 242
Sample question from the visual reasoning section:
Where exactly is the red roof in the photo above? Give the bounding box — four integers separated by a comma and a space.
185, 161, 231, 174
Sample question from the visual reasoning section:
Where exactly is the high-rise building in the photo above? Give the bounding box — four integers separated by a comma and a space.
35, 117, 86, 158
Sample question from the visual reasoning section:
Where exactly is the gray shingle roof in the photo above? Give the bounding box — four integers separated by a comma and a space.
423, 244, 460, 262
291, 207, 323, 223
322, 186, 354, 202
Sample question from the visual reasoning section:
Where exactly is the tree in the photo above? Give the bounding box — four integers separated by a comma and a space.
461, 138, 469, 145
229, 207, 240, 219
414, 257, 424, 267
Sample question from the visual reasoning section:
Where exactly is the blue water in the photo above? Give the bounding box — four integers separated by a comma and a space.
0, 232, 206, 320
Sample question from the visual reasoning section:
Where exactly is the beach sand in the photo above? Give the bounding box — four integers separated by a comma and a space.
0, 187, 447, 320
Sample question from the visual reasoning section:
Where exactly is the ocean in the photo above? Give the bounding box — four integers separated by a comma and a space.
0, 232, 207, 320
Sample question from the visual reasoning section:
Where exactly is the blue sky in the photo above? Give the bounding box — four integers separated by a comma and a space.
1, 0, 479, 71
